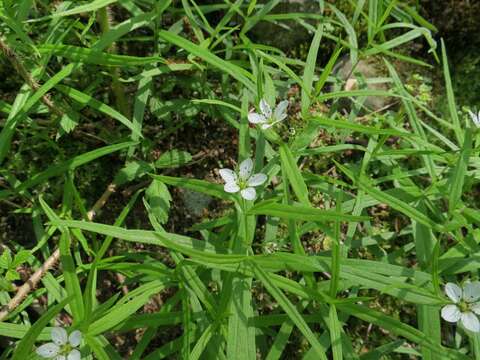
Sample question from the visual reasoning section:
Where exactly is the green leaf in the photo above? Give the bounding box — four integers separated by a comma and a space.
144, 179, 172, 224
11, 142, 135, 196
448, 128, 472, 213
301, 24, 323, 114
279, 143, 310, 206
151, 174, 235, 201
89, 280, 169, 335
249, 200, 369, 222
49, 0, 118, 18
56, 85, 142, 138
227, 276, 256, 360
157, 30, 256, 92
251, 261, 328, 360
154, 150, 193, 169
114, 161, 153, 186
39, 44, 162, 66
309, 116, 412, 137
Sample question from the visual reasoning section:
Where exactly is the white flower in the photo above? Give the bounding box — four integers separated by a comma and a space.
468, 110, 480, 128
36, 327, 82, 360
441, 282, 480, 332
219, 158, 267, 200
248, 98, 288, 129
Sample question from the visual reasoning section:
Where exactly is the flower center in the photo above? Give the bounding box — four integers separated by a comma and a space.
237, 178, 248, 190
60, 344, 73, 355
459, 300, 471, 312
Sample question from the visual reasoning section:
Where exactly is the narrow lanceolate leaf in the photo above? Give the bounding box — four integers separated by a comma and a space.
448, 127, 472, 214
39, 44, 163, 66
301, 24, 323, 114
251, 262, 328, 360
89, 280, 169, 335
227, 276, 256, 360
14, 142, 135, 194
279, 143, 310, 206
56, 85, 141, 137
309, 116, 412, 137
49, 0, 118, 18
441, 40, 463, 145
354, 177, 443, 231
249, 201, 368, 222
151, 174, 235, 201
157, 30, 256, 92
329, 305, 343, 360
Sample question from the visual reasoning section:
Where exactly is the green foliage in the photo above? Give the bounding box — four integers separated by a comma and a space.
0, 1, 478, 359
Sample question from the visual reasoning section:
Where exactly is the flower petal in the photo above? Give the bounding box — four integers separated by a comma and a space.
219, 168, 237, 184
239, 158, 253, 179
36, 343, 60, 358
464, 281, 480, 303
248, 112, 267, 124
441, 304, 461, 322
224, 182, 240, 193
247, 173, 267, 187
51, 327, 68, 346
445, 283, 462, 303
469, 110, 480, 127
67, 349, 81, 360
260, 123, 272, 130
68, 330, 82, 347
274, 100, 288, 121
461, 312, 480, 332
241, 187, 256, 200
471, 303, 480, 315
260, 99, 272, 118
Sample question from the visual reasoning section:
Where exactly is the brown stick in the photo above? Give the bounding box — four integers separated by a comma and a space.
86, 183, 117, 221
0, 248, 60, 321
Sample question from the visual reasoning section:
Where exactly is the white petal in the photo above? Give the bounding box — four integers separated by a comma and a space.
241, 187, 256, 200
441, 304, 461, 322
36, 343, 60, 358
239, 158, 253, 179
469, 110, 480, 127
445, 283, 462, 303
260, 123, 272, 130
219, 168, 237, 183
224, 182, 240, 193
464, 281, 480, 302
461, 312, 480, 332
247, 173, 267, 187
274, 100, 288, 121
51, 327, 68, 346
260, 99, 272, 118
471, 303, 480, 315
68, 330, 82, 347
67, 349, 81, 360
248, 112, 267, 124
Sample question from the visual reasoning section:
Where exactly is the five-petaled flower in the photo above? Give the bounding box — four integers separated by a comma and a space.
248, 98, 288, 129
441, 282, 480, 332
219, 158, 267, 200
468, 109, 480, 128
36, 327, 82, 360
